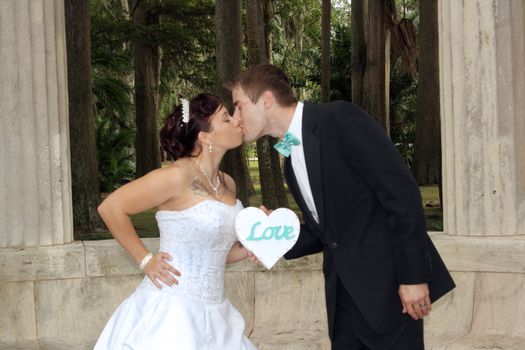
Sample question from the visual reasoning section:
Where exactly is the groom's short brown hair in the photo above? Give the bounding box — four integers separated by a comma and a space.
228, 64, 298, 107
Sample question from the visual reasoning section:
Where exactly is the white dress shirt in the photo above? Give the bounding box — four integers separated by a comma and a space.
287, 102, 319, 223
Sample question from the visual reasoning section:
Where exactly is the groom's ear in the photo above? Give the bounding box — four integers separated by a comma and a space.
261, 90, 274, 109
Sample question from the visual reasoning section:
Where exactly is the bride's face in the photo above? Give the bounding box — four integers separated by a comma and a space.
202, 105, 243, 151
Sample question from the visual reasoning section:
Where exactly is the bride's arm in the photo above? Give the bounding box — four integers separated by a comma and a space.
97, 165, 188, 287
226, 241, 249, 264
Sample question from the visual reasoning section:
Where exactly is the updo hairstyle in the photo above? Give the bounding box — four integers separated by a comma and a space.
160, 93, 222, 161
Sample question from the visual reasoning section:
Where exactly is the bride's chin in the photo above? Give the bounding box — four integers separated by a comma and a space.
233, 135, 244, 147
233, 139, 243, 148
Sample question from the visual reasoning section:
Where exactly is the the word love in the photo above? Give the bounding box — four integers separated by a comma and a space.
235, 207, 300, 269
246, 221, 296, 241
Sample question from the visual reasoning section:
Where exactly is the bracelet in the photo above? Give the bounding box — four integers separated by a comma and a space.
139, 252, 153, 270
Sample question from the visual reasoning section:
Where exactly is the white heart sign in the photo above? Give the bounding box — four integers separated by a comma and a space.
235, 207, 300, 269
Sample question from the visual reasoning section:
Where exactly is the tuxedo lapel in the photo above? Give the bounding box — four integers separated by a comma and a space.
301, 103, 325, 228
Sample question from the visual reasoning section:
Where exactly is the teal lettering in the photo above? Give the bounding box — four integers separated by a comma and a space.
246, 222, 296, 241
282, 225, 295, 240
246, 221, 263, 241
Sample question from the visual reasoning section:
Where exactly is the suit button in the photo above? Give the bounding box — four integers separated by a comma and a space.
331, 242, 338, 249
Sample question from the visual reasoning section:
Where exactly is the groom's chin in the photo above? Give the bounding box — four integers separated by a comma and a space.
243, 135, 256, 143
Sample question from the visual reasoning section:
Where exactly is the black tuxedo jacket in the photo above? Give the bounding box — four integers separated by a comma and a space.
283, 101, 455, 335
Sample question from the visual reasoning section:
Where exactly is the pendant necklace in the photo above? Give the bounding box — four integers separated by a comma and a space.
193, 159, 220, 198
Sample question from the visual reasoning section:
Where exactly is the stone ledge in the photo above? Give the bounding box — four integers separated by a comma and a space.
250, 330, 331, 350
85, 238, 323, 276
2, 234, 525, 281
430, 233, 525, 273
84, 238, 159, 276
0, 241, 85, 281
426, 334, 525, 350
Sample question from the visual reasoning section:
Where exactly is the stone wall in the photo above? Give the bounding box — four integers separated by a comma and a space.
2, 234, 525, 349
0, 239, 328, 350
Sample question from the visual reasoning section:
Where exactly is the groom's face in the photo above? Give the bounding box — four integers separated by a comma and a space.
232, 86, 267, 143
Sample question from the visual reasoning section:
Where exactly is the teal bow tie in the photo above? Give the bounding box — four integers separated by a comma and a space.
273, 132, 301, 157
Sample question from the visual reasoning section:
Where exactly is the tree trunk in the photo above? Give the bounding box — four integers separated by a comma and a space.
247, 0, 267, 65
65, 0, 104, 236
263, 0, 273, 63
264, 0, 288, 208
130, 2, 161, 178
351, 0, 365, 106
321, 0, 331, 103
413, 0, 442, 194
247, 0, 288, 209
216, 0, 253, 206
363, 0, 389, 135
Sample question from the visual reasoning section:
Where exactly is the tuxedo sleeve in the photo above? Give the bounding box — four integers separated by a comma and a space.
284, 223, 324, 260
333, 102, 432, 285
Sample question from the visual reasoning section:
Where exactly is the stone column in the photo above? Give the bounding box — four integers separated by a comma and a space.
0, 0, 72, 247
439, 0, 525, 237
429, 1, 525, 346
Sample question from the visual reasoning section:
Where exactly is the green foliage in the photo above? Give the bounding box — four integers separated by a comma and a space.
91, 0, 217, 188
95, 114, 135, 192
271, 0, 322, 102
390, 63, 417, 165
91, 0, 136, 190
90, 0, 423, 174
388, 0, 420, 165
329, 22, 352, 101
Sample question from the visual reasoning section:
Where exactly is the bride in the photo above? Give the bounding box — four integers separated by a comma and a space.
94, 93, 257, 349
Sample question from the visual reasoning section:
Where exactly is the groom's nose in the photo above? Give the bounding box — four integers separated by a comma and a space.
232, 113, 242, 126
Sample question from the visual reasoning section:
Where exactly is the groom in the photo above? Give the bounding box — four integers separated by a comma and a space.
229, 64, 455, 349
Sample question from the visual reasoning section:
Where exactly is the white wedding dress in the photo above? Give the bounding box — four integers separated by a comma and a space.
94, 199, 257, 350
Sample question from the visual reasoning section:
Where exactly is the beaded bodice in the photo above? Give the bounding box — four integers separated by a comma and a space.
139, 199, 242, 303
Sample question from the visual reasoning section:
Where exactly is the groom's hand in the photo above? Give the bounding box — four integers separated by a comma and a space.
399, 283, 431, 320
246, 250, 262, 266
259, 205, 272, 216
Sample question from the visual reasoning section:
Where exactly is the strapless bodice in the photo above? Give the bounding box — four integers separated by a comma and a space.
138, 199, 243, 303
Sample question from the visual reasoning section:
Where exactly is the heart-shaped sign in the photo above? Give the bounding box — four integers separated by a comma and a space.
235, 207, 300, 269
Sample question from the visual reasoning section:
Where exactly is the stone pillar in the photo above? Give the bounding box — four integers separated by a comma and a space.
439, 0, 525, 237
429, 1, 525, 347
0, 0, 72, 247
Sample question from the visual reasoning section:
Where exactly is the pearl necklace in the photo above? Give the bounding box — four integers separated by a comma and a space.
193, 159, 221, 198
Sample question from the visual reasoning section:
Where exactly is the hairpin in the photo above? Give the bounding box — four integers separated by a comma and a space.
181, 98, 190, 124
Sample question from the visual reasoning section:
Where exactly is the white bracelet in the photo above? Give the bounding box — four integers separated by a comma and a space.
139, 252, 153, 270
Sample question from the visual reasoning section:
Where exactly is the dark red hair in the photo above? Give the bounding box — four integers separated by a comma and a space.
160, 93, 222, 161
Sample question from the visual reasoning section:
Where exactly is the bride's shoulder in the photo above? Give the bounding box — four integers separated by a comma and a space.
149, 160, 193, 187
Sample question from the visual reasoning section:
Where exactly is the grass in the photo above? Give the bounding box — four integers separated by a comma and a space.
88, 161, 442, 239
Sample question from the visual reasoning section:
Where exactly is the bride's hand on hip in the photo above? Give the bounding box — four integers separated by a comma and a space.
144, 252, 181, 289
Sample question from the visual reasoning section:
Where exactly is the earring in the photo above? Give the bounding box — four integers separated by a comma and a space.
209, 142, 213, 153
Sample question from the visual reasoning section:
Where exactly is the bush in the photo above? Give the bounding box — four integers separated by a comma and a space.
95, 114, 135, 192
